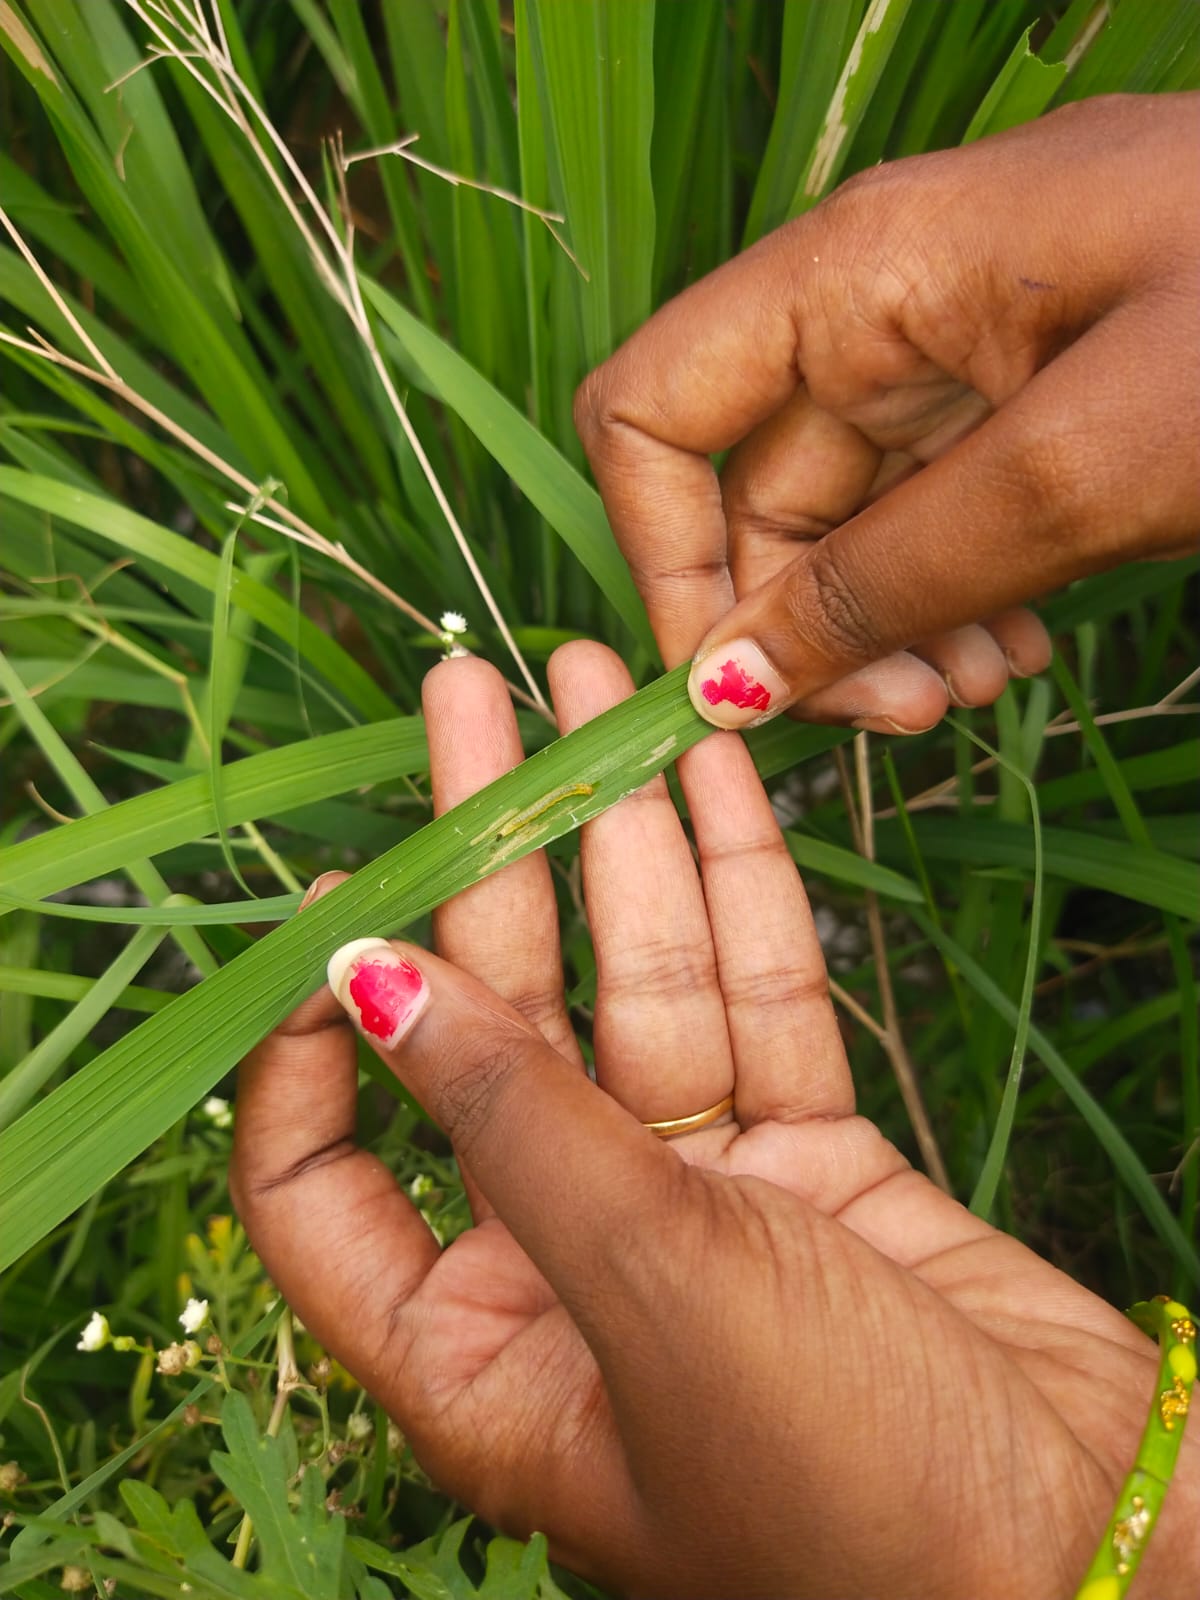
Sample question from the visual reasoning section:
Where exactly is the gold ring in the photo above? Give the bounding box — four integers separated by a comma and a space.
642, 1092, 735, 1140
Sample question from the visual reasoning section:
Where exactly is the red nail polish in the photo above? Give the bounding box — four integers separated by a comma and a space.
688, 640, 788, 730
328, 939, 429, 1049
700, 658, 772, 711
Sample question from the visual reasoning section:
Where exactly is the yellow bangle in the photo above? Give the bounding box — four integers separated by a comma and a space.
1073, 1296, 1195, 1599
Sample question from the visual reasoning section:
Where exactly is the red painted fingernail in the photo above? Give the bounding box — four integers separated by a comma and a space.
688, 639, 788, 729
327, 939, 429, 1049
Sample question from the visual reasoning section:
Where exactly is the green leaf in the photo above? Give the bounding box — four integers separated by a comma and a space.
962, 25, 1067, 142
0, 468, 394, 720
874, 816, 1200, 921
788, 0, 913, 214
744, 0, 865, 243
0, 718, 427, 903
0, 920, 166, 1128
0, 666, 711, 1270
211, 1391, 345, 1600
365, 280, 653, 653
911, 911, 1200, 1287
784, 831, 921, 902
524, 0, 656, 364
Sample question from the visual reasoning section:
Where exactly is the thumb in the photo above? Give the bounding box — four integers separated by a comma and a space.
324, 936, 679, 1335
685, 301, 1183, 730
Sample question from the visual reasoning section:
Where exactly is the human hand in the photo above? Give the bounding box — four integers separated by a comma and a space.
575, 93, 1200, 733
232, 644, 1198, 1599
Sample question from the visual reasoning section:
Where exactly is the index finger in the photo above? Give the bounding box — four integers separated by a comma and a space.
574, 227, 806, 666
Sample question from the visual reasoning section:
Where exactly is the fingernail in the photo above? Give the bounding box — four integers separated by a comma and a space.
1003, 649, 1032, 680
688, 639, 788, 729
327, 938, 429, 1049
851, 715, 939, 736
298, 871, 341, 912
941, 671, 970, 708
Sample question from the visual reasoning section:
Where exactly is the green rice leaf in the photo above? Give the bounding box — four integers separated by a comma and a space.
365, 280, 653, 653
0, 665, 710, 1271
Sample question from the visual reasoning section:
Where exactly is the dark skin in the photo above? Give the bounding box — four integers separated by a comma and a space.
575, 92, 1199, 732
234, 96, 1200, 1598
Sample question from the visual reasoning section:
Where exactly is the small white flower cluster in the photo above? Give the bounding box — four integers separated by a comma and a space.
76, 1298, 211, 1368
202, 1096, 233, 1129
180, 1297, 209, 1334
437, 610, 469, 660
76, 1310, 110, 1352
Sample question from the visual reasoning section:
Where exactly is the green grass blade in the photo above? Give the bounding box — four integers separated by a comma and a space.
0, 666, 712, 1271
650, 0, 724, 295
0, 921, 166, 1128
0, 469, 394, 720
910, 911, 1200, 1287
961, 24, 1067, 142
365, 280, 654, 653
873, 815, 1200, 920
207, 525, 255, 897
951, 719, 1045, 1219
743, 0, 865, 245
784, 831, 921, 903
788, 0, 913, 216
0, 646, 217, 979
1058, 0, 1200, 97
0, 891, 300, 925
0, 718, 428, 902
525, 0, 656, 365
0, 965, 170, 1016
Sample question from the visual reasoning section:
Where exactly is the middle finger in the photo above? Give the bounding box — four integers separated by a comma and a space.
548, 641, 734, 1127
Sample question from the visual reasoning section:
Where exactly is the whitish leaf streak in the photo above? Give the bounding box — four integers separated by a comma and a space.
496, 783, 595, 837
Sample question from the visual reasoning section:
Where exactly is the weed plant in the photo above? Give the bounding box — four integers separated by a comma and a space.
0, 3, 1197, 1595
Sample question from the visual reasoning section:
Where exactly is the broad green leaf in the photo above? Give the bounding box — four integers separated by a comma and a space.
212, 1391, 344, 1600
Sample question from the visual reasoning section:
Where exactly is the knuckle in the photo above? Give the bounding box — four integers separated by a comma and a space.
433, 1025, 527, 1163
796, 542, 885, 666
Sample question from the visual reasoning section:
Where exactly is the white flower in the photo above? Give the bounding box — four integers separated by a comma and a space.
179, 1297, 209, 1334
386, 1422, 404, 1455
203, 1096, 233, 1129
438, 611, 467, 635
347, 1411, 372, 1441
407, 1173, 434, 1201
77, 1311, 110, 1352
